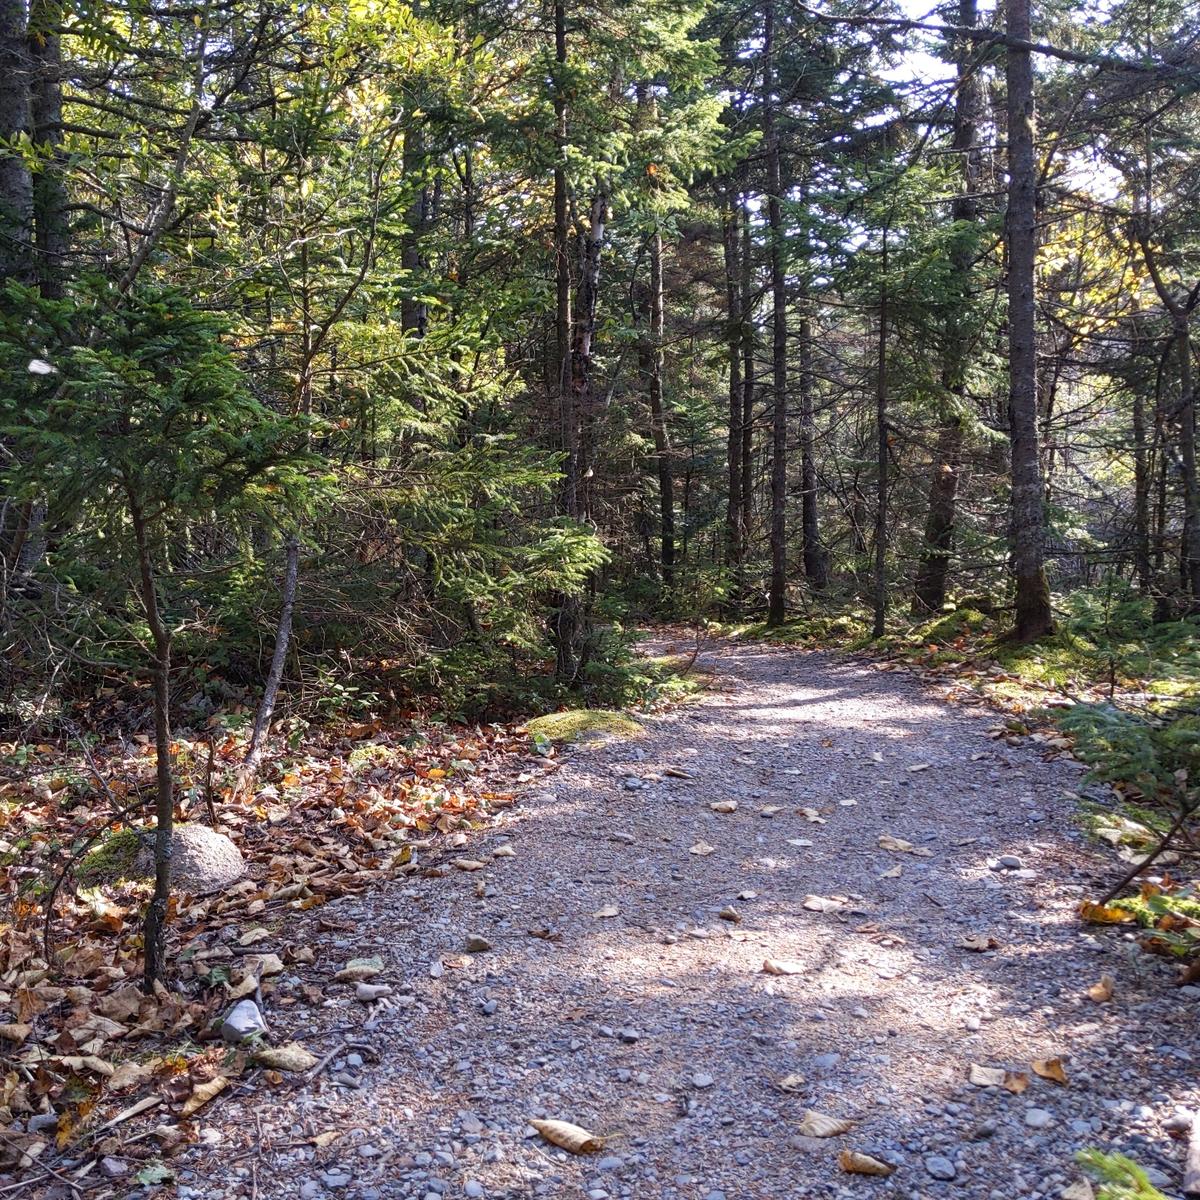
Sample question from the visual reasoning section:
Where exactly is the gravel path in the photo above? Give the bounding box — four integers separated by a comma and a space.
181, 641, 1199, 1200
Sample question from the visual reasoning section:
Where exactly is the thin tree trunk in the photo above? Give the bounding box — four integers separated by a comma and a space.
798, 311, 826, 588
1005, 0, 1054, 639
1132, 383, 1152, 593
872, 230, 889, 639
740, 197, 754, 574
722, 188, 744, 605
127, 488, 173, 992
763, 0, 788, 628
234, 534, 300, 801
28, 0, 66, 298
644, 225, 674, 597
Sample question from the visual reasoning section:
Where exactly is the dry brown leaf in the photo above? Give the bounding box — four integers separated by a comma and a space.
799, 808, 825, 824
798, 1110, 854, 1138
593, 905, 620, 919
179, 1075, 229, 1117
710, 800, 738, 813
54, 1055, 114, 1076
762, 958, 805, 976
0, 1024, 31, 1044
838, 1150, 894, 1176
1086, 975, 1114, 1003
958, 934, 1000, 952
879, 864, 902, 879
776, 1072, 806, 1093
529, 1118, 603, 1154
312, 1130, 341, 1149
1032, 1057, 1069, 1086
689, 841, 715, 856
1079, 900, 1136, 925
968, 1063, 1029, 1093
253, 1043, 318, 1072
878, 833, 933, 857
453, 858, 487, 872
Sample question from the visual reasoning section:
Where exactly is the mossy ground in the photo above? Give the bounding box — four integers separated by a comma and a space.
524, 709, 643, 743
78, 828, 143, 885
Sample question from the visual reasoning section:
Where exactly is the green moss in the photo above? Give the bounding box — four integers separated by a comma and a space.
525, 709, 642, 743
78, 829, 143, 884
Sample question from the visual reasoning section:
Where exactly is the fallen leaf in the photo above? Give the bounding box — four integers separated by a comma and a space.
529, 1118, 602, 1154
1086, 975, 1114, 1003
492, 844, 516, 858
1032, 1057, 1069, 1086
878, 833, 933, 857
1079, 900, 1136, 925
180, 1075, 228, 1117
762, 959, 805, 976
907, 763, 931, 772
710, 800, 738, 813
0, 1024, 32, 1044
799, 808, 825, 824
312, 1130, 341, 1149
593, 905, 620, 919
802, 895, 842, 913
879, 864, 902, 879
334, 956, 384, 983
798, 1110, 854, 1137
969, 1063, 1029, 1093
453, 858, 487, 872
776, 1072, 806, 1093
689, 841, 715, 856
253, 1043, 318, 1072
838, 1150, 894, 1176
237, 926, 270, 946
958, 934, 1000, 952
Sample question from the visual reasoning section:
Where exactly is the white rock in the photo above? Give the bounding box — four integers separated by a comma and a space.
221, 999, 267, 1042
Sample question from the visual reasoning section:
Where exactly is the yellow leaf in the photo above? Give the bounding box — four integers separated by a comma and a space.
1079, 900, 1136, 925
798, 1110, 854, 1137
838, 1150, 894, 1176
529, 1118, 602, 1154
180, 1075, 229, 1117
1086, 975, 1114, 1003
1032, 1057, 1069, 1086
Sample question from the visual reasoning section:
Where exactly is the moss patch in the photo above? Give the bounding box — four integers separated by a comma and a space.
78, 829, 143, 885
525, 709, 642, 743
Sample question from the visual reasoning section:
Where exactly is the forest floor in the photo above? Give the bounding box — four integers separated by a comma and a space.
156, 637, 1198, 1200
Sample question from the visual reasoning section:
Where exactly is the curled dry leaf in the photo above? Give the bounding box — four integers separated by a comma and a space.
253, 1042, 318, 1072
799, 808, 825, 824
1086, 975, 1114, 1003
968, 1063, 1029, 1093
776, 1072, 806, 1093
879, 864, 902, 879
179, 1075, 229, 1117
0, 1023, 31, 1044
710, 800, 738, 813
529, 1118, 603, 1154
492, 844, 516, 858
798, 1110, 855, 1138
453, 858, 487, 872
689, 841, 715, 856
878, 833, 934, 857
802, 895, 842, 913
838, 1150, 894, 1177
958, 934, 1000, 952
1032, 1057, 1069, 1086
762, 958, 805, 976
593, 905, 620, 919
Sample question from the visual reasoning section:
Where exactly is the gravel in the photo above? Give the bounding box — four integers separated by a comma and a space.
172, 641, 1200, 1199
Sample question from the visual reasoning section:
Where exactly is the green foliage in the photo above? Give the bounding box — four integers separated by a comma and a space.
1077, 1150, 1169, 1200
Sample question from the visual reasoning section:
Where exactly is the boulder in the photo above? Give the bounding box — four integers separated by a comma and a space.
133, 823, 245, 894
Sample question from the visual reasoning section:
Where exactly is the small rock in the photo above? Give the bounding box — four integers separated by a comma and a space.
692, 1073, 715, 1089
100, 1158, 129, 1179
623, 777, 643, 791
464, 1184, 485, 1199
321, 1170, 352, 1188
1025, 1108, 1053, 1129
596, 1155, 624, 1171
481, 999, 498, 1016
924, 1155, 956, 1181
355, 982, 393, 1002
998, 855, 1024, 870
465, 935, 493, 953
221, 999, 267, 1042
618, 1028, 640, 1043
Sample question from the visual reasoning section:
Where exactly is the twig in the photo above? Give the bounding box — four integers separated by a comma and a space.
300, 1040, 348, 1087
1097, 798, 1196, 907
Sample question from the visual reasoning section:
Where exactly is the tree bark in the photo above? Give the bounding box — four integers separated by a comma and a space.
127, 487, 174, 992
234, 534, 300, 801
872, 230, 889, 639
28, 0, 65, 298
722, 188, 745, 606
643, 224, 674, 597
913, 0, 980, 615
763, 0, 788, 628
1005, 0, 1054, 639
0, 0, 32, 285
798, 311, 826, 588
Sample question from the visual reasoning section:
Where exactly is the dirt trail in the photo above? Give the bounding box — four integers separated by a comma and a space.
183, 641, 1198, 1200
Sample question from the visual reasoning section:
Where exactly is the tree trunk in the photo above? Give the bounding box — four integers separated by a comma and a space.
913, 0, 980, 615
722, 188, 744, 606
234, 534, 300, 801
1005, 0, 1054, 639
798, 312, 826, 588
0, 0, 32, 286
643, 224, 674, 597
128, 488, 174, 992
740, 197, 754, 577
763, 0, 788, 628
1175, 320, 1200, 600
872, 230, 889, 639
28, 0, 65, 298
1132, 382, 1152, 594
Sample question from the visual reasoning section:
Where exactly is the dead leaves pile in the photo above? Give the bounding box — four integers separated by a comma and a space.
0, 717, 538, 1173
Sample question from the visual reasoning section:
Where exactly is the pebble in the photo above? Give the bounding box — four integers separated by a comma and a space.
1025, 1108, 1053, 1129
924, 1155, 956, 1181
692, 1072, 715, 1089
464, 1183, 485, 1198
321, 1170, 352, 1188
466, 934, 493, 953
